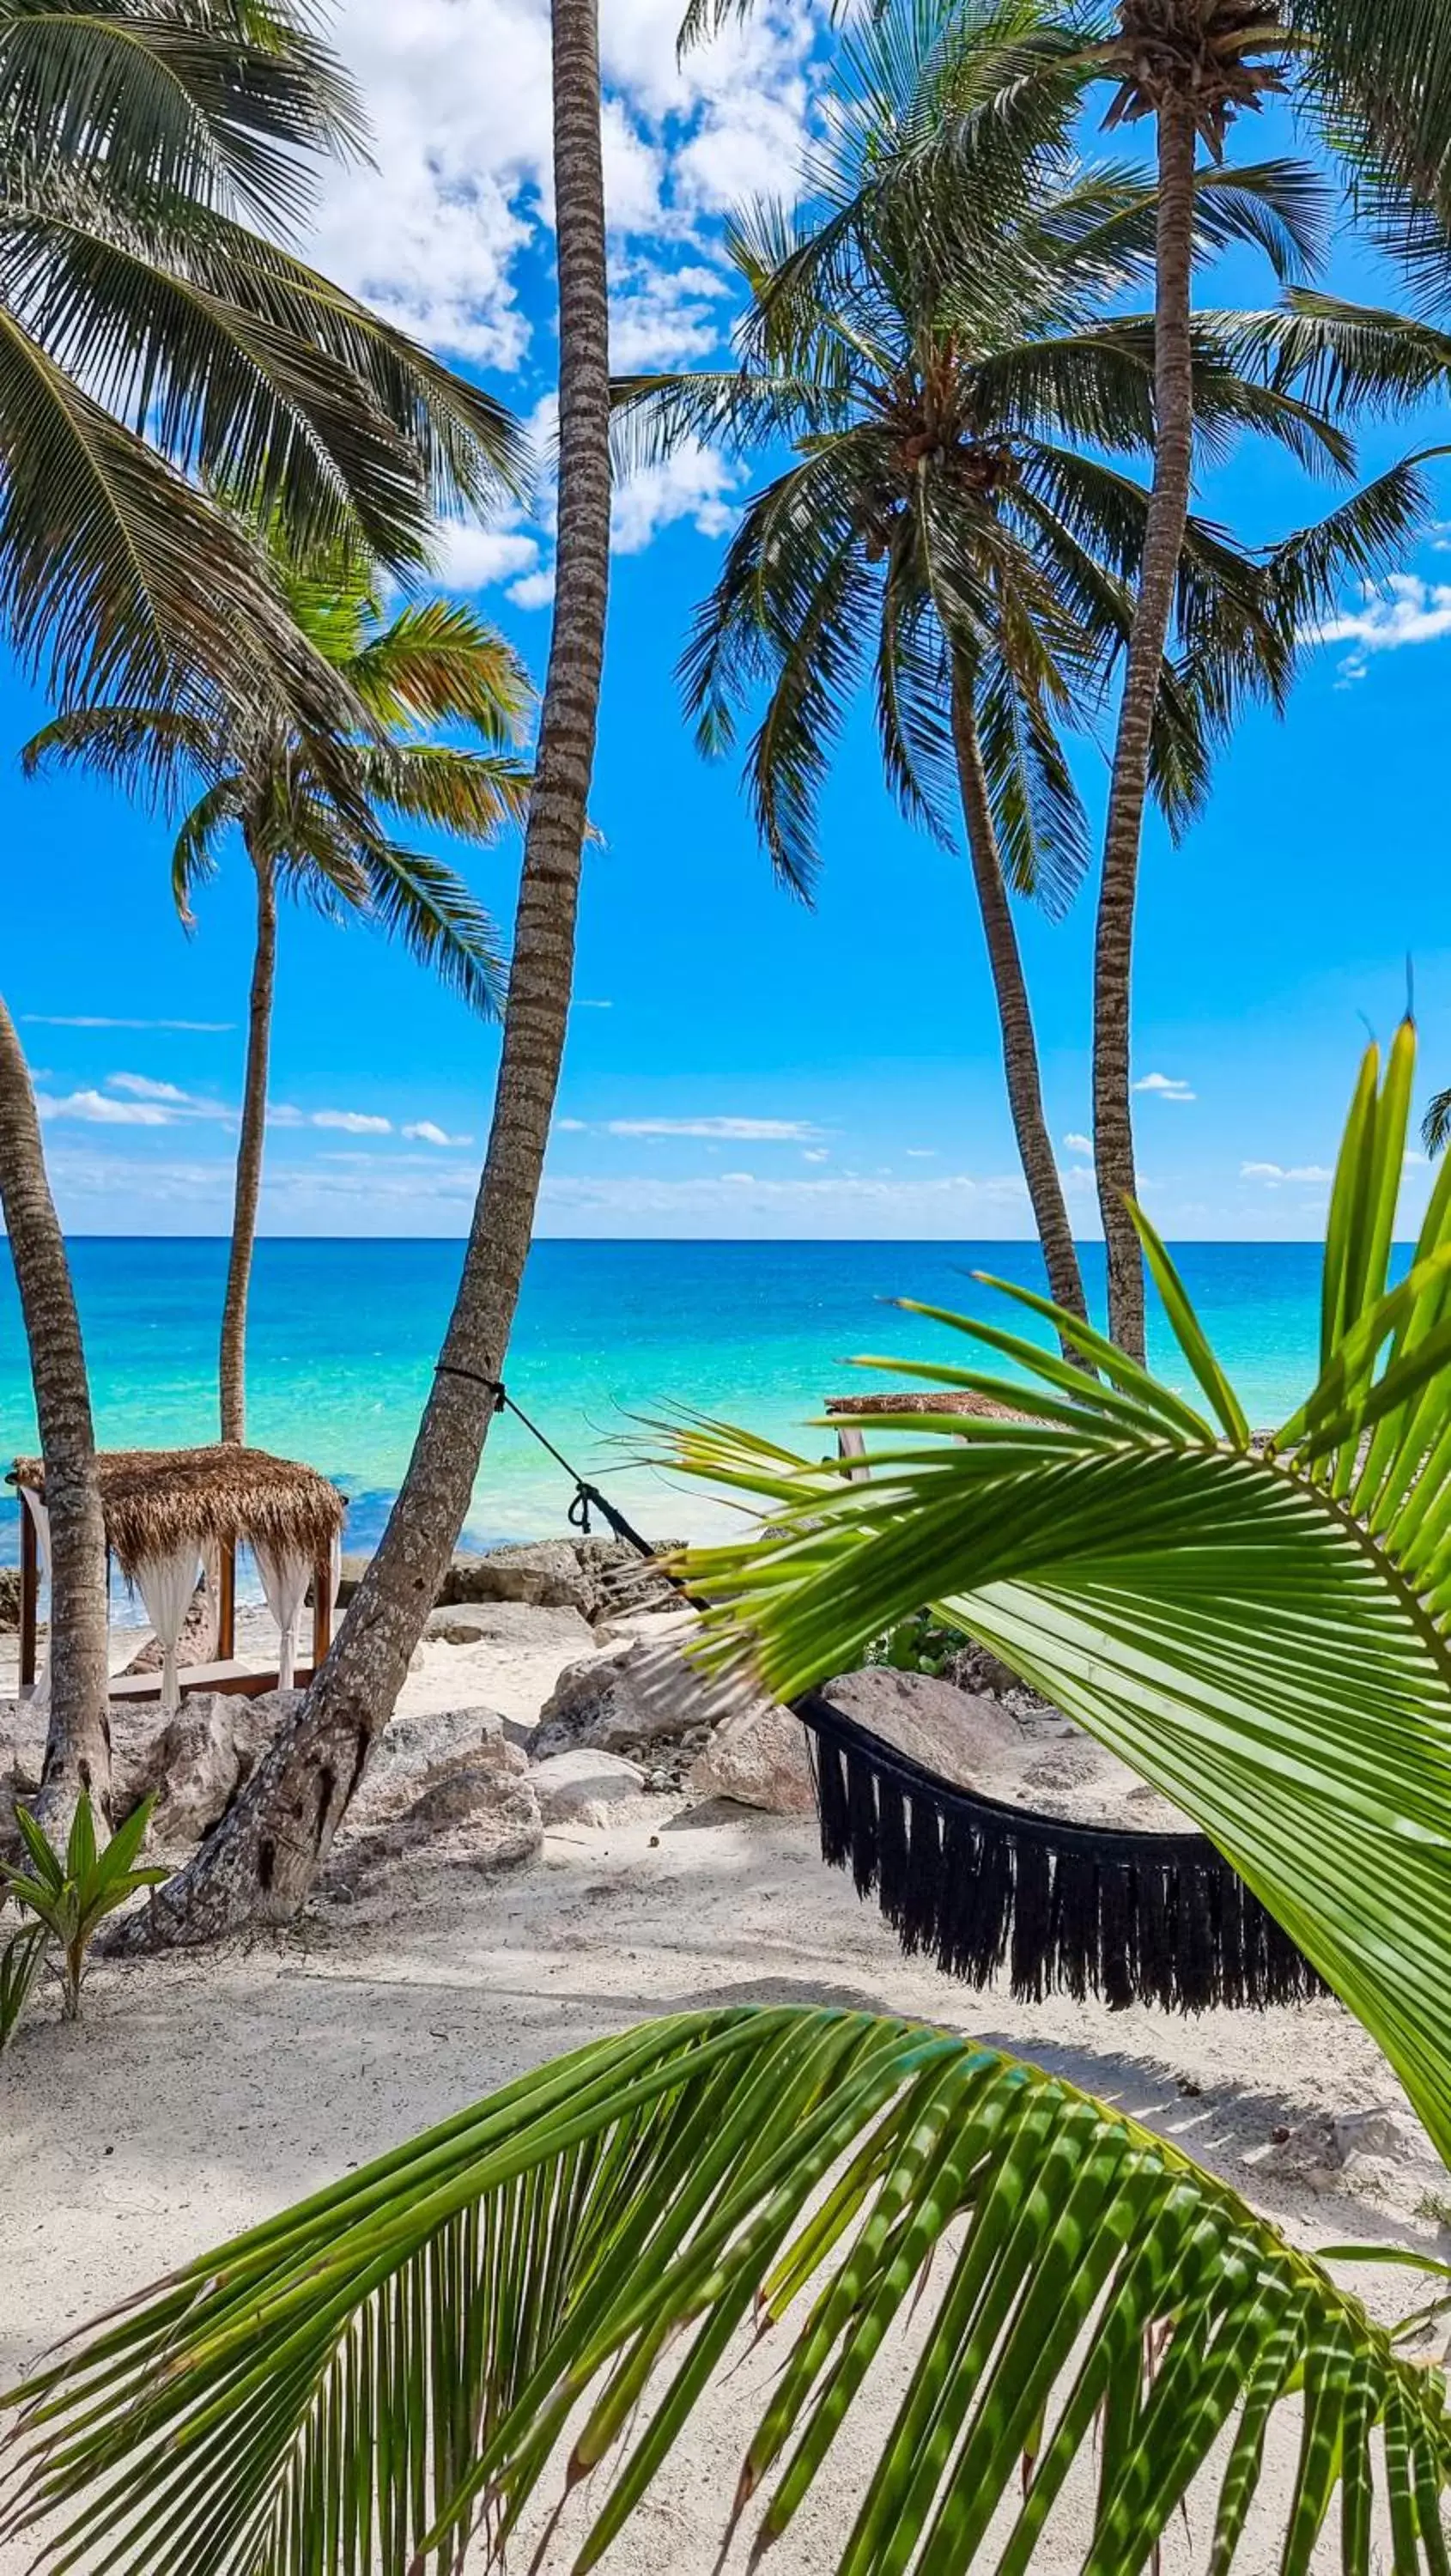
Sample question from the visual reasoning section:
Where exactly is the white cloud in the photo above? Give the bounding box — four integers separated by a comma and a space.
433, 520, 542, 591
555, 1116, 588, 1132
1241, 1160, 1334, 1184
508, 566, 556, 611
23, 1014, 233, 1032
106, 1072, 192, 1103
1133, 1072, 1195, 1103
1313, 574, 1451, 683
1063, 1130, 1092, 1154
802, 1147, 829, 1163
610, 441, 740, 554
905, 1147, 937, 1159
404, 1119, 475, 1146
573, 997, 613, 1011
610, 260, 732, 369
36, 1088, 175, 1127
310, 1109, 394, 1135
604, 1115, 824, 1139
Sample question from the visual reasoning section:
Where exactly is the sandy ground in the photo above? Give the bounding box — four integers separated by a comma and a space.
2, 1618, 1448, 2571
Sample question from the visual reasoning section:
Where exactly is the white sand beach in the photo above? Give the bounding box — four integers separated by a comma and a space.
1, 1601, 1445, 2574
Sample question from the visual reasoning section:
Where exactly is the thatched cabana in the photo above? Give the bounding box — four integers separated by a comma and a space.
825, 1388, 1029, 1474
10, 1446, 347, 1713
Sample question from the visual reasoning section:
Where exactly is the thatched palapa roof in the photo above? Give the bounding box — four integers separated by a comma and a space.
825, 1390, 1028, 1423
9, 1446, 345, 1577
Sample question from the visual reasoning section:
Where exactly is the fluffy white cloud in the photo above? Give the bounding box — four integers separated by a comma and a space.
106, 1072, 192, 1103
1063, 1130, 1092, 1153
1241, 1160, 1334, 1184
36, 1088, 175, 1127
309, 1109, 394, 1134
610, 440, 740, 553
1314, 574, 1451, 683
404, 1119, 475, 1146
432, 521, 542, 590
1134, 1072, 1195, 1103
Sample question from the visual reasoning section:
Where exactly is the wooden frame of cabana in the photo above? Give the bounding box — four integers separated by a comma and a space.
9, 1445, 346, 1705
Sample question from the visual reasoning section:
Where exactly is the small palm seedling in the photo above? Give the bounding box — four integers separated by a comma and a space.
3, 1797, 167, 2023
0, 1923, 46, 2055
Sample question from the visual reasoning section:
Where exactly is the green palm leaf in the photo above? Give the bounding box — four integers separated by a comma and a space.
4, 2006, 1448, 2575
667, 1024, 1451, 2172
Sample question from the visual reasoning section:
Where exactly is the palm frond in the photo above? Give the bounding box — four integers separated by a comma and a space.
358, 841, 507, 1018
19, 702, 215, 809
4, 2005, 1448, 2576
668, 1024, 1451, 2172
342, 597, 533, 743
361, 739, 533, 841
0, 0, 367, 233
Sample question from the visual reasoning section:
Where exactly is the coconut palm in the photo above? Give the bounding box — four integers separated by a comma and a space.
616, 6, 1367, 1334
673, 0, 1451, 1362
0, 0, 525, 1832
22, 546, 533, 1443
12, 1026, 1451, 2573
112, 0, 616, 1941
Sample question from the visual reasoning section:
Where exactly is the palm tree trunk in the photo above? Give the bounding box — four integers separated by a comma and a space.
116, 0, 612, 1943
1092, 91, 1197, 1364
950, 659, 1089, 1343
0, 993, 111, 1832
218, 845, 276, 1444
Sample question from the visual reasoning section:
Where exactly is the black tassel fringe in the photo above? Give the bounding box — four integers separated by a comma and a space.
794, 1690, 1327, 2014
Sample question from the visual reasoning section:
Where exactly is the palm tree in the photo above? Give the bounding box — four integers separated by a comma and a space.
671, 0, 1451, 1362
111, 0, 616, 1941
23, 549, 533, 1443
1078, 0, 1451, 1359
616, 9, 1357, 1333
13, 1029, 1451, 2573
0, 0, 524, 1832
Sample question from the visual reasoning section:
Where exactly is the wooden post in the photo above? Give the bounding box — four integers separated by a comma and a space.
311, 1556, 332, 1670
836, 1426, 870, 1485
18, 1487, 36, 1692
216, 1538, 236, 1662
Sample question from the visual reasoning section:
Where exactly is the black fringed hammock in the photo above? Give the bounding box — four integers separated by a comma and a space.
796, 1689, 1327, 2015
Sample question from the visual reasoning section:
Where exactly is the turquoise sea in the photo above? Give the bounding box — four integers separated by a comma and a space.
0, 1236, 1336, 1564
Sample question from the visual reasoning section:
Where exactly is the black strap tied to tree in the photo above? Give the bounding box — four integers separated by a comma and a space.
795, 1688, 1327, 2015
433, 1360, 1322, 2013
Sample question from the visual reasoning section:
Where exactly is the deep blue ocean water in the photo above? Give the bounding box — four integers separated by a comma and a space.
0, 1236, 1334, 1562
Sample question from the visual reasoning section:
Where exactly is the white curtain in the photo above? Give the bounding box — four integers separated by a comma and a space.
133, 1543, 204, 1718
254, 1542, 312, 1690
21, 1485, 52, 1711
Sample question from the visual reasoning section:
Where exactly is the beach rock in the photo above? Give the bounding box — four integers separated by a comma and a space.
124, 1688, 301, 1847
346, 1705, 513, 1830
120, 1586, 216, 1676
531, 1633, 732, 1760
438, 1540, 594, 1617
0, 1568, 20, 1631
822, 1667, 1028, 1791
531, 1749, 646, 1825
336, 1552, 370, 1607
424, 1600, 594, 1655
326, 1736, 541, 1886
0, 1695, 46, 1799
594, 1602, 699, 1648
689, 1703, 815, 1814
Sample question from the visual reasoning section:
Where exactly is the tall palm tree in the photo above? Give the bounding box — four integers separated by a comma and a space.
15, 1030, 1451, 2573
23, 549, 533, 1443
616, 10, 1353, 1331
1080, 0, 1451, 1358
114, 0, 616, 1941
675, 0, 1451, 1360
0, 0, 524, 1832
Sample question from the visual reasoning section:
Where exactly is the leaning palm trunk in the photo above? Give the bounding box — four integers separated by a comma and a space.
118, 0, 612, 1944
950, 660, 1088, 1340
218, 845, 277, 1445
0, 997, 111, 1832
1092, 94, 1198, 1363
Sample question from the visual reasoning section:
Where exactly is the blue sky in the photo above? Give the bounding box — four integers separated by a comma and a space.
7, 1, 1451, 1241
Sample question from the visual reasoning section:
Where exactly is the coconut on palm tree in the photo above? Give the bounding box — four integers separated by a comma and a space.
12, 1030, 1451, 2572
23, 541, 533, 1443
0, 0, 525, 1832
112, 0, 616, 1942
616, 3, 1395, 1332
